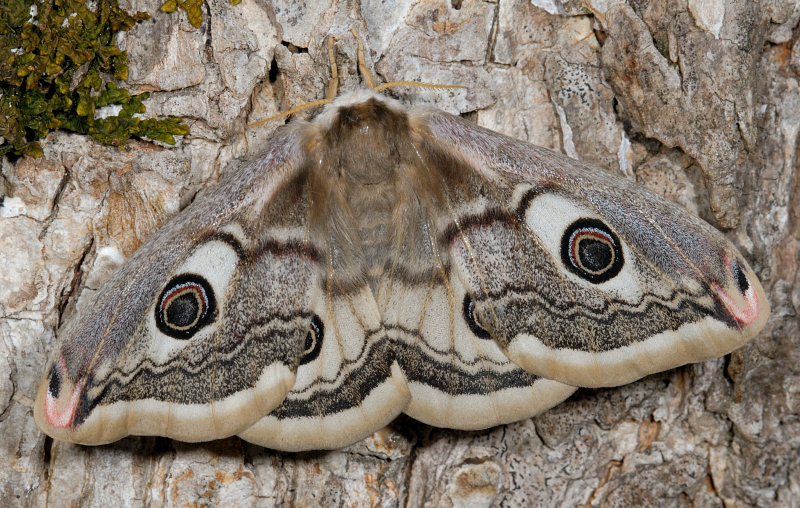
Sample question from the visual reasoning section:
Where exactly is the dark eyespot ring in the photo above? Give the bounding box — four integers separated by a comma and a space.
155, 274, 216, 339
463, 295, 491, 339
299, 315, 324, 365
560, 218, 624, 283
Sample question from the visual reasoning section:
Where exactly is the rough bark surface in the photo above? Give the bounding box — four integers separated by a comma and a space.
1, 0, 799, 506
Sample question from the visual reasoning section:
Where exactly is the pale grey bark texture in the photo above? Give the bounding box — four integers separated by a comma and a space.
1, 0, 799, 506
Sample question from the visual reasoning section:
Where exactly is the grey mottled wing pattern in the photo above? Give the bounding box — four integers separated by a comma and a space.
35, 126, 328, 444
415, 109, 769, 388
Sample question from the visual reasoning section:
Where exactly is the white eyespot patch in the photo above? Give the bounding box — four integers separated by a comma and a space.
522, 193, 642, 301
148, 239, 241, 366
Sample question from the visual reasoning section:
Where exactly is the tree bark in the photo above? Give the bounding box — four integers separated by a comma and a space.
1, 0, 798, 506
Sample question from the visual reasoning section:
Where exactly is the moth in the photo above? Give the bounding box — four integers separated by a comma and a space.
34, 33, 769, 452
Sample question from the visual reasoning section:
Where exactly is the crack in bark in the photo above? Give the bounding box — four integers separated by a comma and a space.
38, 169, 71, 242
56, 237, 94, 331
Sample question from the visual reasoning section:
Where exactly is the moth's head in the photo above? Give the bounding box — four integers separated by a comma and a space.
313, 93, 414, 185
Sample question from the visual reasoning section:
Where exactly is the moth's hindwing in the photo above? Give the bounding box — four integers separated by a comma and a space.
384, 264, 576, 430
238, 285, 411, 452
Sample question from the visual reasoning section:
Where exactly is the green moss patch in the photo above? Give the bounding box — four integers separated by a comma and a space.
0, 0, 189, 158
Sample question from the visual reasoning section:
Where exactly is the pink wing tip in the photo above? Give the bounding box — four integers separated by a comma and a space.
44, 357, 84, 429
712, 254, 763, 328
